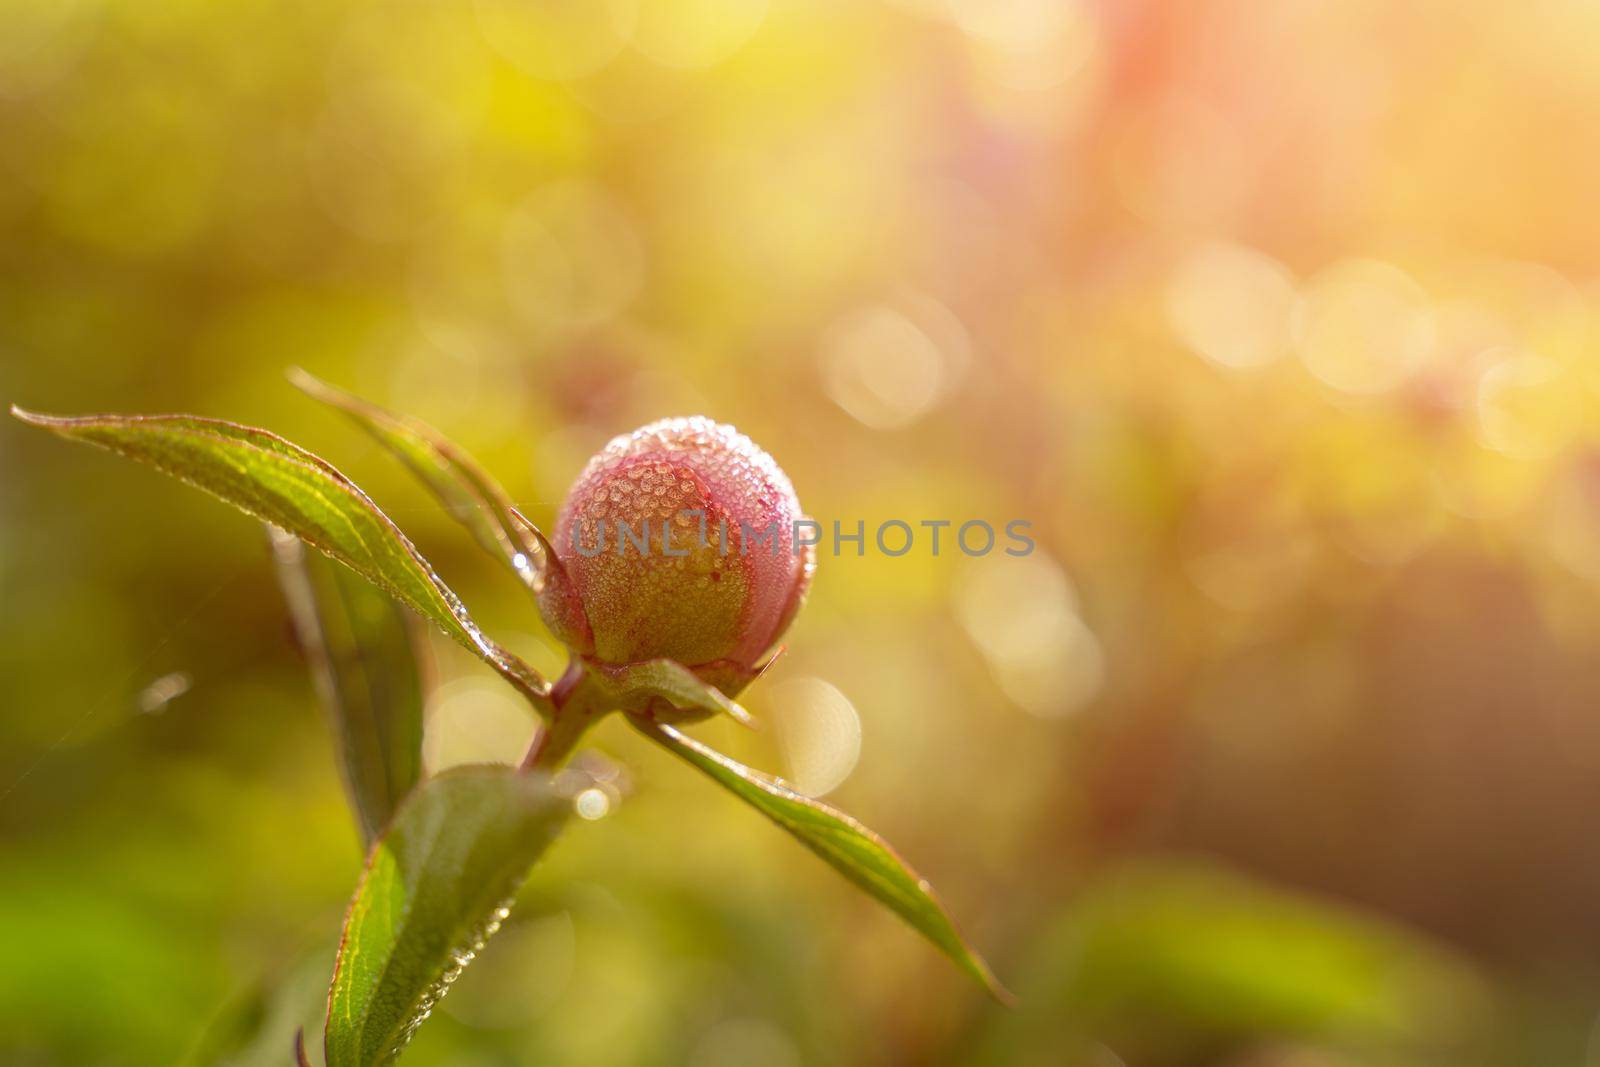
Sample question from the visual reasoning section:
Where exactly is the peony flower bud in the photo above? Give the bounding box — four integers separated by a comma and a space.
539, 417, 813, 685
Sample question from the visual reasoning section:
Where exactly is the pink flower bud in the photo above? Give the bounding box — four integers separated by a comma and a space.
539, 417, 813, 682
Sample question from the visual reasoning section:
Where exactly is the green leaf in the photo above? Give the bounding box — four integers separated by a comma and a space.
633, 720, 1010, 1002
271, 528, 425, 848
1054, 861, 1485, 1042
325, 766, 573, 1067
10, 406, 552, 714
589, 657, 757, 729
288, 368, 552, 593
287, 374, 758, 731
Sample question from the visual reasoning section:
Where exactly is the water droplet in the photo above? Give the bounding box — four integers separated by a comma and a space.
574, 786, 611, 819
385, 895, 517, 1059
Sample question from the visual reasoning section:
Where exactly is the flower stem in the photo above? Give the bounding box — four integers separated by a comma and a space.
521, 660, 606, 772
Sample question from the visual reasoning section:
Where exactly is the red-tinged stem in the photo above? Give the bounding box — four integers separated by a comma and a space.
521, 659, 605, 772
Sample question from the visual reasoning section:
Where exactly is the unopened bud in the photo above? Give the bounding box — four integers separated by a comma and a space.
539, 417, 813, 682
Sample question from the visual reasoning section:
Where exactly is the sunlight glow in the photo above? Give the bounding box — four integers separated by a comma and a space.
768, 677, 863, 798
423, 677, 537, 772
1167, 243, 1297, 370
503, 180, 644, 334
574, 786, 613, 820
1295, 259, 1435, 394
819, 293, 969, 430
955, 555, 1103, 719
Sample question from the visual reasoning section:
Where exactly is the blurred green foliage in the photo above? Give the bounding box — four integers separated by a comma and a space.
8, 0, 1600, 1064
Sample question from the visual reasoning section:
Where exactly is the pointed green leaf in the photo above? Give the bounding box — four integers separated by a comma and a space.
325, 766, 573, 1067
634, 720, 1009, 1002
289, 368, 551, 593
591, 657, 757, 729
271, 528, 425, 848
11, 406, 552, 713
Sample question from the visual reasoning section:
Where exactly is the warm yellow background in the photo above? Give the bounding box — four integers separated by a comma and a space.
5, 1, 1600, 1064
